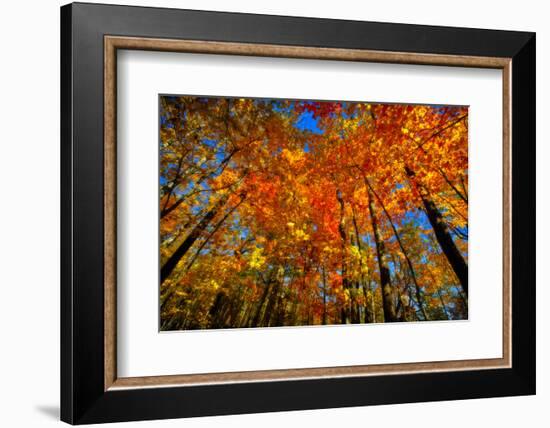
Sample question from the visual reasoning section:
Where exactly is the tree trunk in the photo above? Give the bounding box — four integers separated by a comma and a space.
365, 184, 398, 322
336, 189, 351, 324
405, 167, 468, 296
275, 288, 287, 326
350, 207, 364, 324
160, 152, 186, 214
438, 289, 451, 320
209, 291, 228, 328
161, 194, 229, 283
321, 265, 328, 325
185, 195, 246, 271
264, 280, 281, 327
250, 280, 271, 327
161, 148, 238, 218
365, 178, 429, 321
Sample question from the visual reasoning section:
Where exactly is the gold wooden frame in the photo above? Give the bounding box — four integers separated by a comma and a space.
104, 35, 512, 391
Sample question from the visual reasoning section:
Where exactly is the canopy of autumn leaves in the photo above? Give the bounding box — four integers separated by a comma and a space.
159, 95, 468, 330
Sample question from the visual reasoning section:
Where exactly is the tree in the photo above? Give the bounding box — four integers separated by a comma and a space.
159, 96, 469, 330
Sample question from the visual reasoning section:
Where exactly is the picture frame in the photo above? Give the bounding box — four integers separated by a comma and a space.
60, 2, 535, 424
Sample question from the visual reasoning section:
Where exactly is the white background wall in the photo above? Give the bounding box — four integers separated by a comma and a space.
0, 0, 545, 426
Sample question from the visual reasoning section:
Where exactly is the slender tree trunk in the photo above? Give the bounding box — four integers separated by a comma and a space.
350, 207, 364, 324
405, 285, 420, 321
321, 265, 328, 325
209, 291, 228, 328
455, 285, 468, 316
161, 156, 183, 212
365, 177, 429, 321
161, 148, 238, 218
264, 280, 281, 327
406, 167, 468, 296
365, 184, 398, 322
289, 298, 299, 325
161, 194, 229, 283
240, 300, 252, 328
250, 280, 271, 327
228, 287, 245, 327
274, 288, 286, 327
351, 283, 361, 323
185, 195, 246, 271
438, 289, 451, 320
362, 284, 371, 323
336, 189, 351, 324
414, 141, 468, 204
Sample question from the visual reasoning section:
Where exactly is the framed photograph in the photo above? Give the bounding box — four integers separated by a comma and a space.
61, 2, 535, 424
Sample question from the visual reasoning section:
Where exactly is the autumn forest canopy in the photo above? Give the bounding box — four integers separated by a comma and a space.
159, 95, 468, 331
